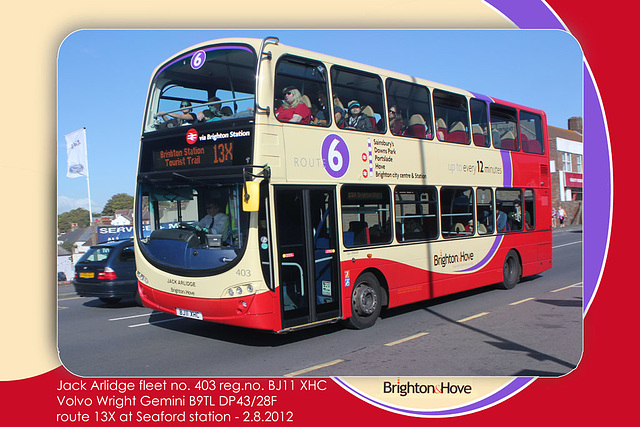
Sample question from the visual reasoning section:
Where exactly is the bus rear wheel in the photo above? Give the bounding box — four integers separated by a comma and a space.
498, 250, 521, 290
348, 272, 382, 329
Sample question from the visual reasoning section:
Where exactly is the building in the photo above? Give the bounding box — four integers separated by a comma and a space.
548, 116, 583, 225
111, 209, 134, 226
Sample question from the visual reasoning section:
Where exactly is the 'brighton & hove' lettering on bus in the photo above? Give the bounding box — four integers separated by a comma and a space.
433, 250, 475, 268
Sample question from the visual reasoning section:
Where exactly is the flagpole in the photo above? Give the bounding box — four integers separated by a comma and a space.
86, 176, 93, 225
84, 127, 93, 225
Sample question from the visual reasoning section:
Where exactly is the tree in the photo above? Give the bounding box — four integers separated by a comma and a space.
102, 193, 134, 216
57, 208, 90, 233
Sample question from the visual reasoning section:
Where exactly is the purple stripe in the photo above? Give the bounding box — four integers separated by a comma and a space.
501, 150, 513, 187
582, 64, 610, 313
333, 377, 534, 417
485, 0, 566, 29
470, 91, 493, 104
457, 235, 503, 272
154, 45, 254, 80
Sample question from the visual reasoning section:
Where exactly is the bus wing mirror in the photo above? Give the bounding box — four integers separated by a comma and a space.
242, 181, 260, 212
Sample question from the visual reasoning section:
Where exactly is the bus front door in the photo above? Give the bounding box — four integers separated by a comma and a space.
274, 187, 340, 329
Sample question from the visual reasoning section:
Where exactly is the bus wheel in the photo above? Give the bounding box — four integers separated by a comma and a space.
348, 272, 382, 329
499, 250, 521, 290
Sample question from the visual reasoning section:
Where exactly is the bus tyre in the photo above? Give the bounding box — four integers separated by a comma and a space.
499, 250, 521, 290
134, 287, 143, 307
348, 272, 382, 329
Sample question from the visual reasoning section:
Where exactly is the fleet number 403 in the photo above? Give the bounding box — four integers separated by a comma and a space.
236, 269, 251, 277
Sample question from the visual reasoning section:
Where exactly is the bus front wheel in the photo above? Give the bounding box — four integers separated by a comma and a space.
499, 250, 521, 290
348, 272, 382, 329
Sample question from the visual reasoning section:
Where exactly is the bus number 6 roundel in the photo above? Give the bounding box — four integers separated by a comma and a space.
191, 50, 206, 70
321, 134, 350, 179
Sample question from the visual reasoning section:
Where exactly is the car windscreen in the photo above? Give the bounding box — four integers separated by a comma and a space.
77, 246, 113, 263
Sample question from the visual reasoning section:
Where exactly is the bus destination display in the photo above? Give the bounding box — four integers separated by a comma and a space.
149, 128, 252, 171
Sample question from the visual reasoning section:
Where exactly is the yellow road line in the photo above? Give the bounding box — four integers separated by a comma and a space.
284, 359, 345, 377
457, 312, 490, 323
510, 297, 535, 306
551, 282, 583, 293
384, 332, 429, 347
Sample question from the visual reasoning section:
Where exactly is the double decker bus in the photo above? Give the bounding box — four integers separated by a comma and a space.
134, 37, 552, 332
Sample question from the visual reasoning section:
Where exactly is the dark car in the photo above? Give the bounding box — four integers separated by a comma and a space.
73, 239, 140, 305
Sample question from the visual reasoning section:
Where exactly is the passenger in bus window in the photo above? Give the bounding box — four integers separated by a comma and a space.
157, 100, 197, 125
386, 105, 406, 135
345, 100, 373, 131
197, 200, 230, 236
509, 203, 523, 230
312, 91, 330, 126
497, 209, 508, 232
203, 96, 224, 121
464, 220, 474, 235
333, 95, 345, 127
436, 118, 447, 140
275, 87, 311, 123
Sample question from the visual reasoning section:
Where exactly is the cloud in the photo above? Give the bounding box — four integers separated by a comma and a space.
57, 195, 104, 215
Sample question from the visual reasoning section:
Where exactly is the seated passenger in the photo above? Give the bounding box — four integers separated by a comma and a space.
464, 220, 474, 234
206, 96, 224, 120
333, 95, 345, 127
436, 118, 447, 140
496, 210, 508, 232
345, 100, 373, 131
313, 91, 330, 125
157, 100, 197, 125
387, 106, 405, 135
275, 87, 311, 123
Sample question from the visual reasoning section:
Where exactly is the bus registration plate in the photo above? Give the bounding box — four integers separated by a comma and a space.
176, 308, 203, 320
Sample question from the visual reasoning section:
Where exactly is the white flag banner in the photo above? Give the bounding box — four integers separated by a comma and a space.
65, 128, 89, 178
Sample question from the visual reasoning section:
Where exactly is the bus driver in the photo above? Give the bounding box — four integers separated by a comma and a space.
197, 200, 230, 236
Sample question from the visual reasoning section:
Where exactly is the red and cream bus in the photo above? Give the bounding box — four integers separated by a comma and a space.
134, 37, 552, 332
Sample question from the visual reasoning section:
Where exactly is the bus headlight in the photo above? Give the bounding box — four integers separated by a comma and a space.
223, 284, 256, 298
136, 271, 148, 285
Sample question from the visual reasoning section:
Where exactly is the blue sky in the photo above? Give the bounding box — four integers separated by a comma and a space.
57, 29, 582, 215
